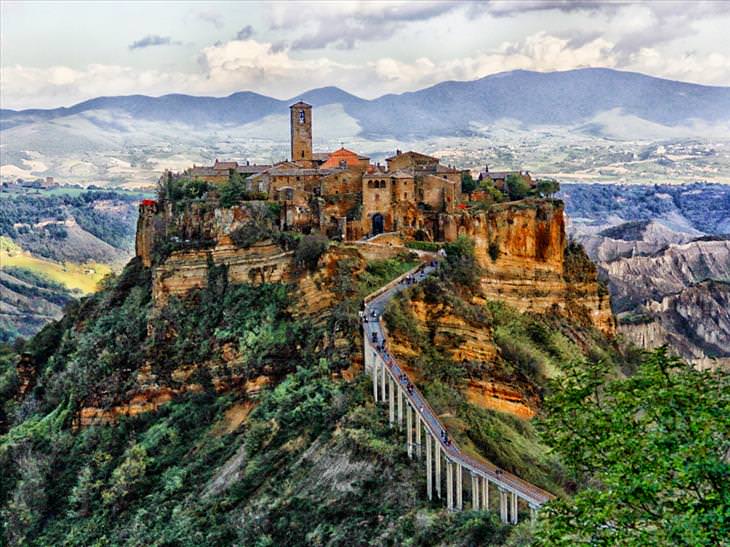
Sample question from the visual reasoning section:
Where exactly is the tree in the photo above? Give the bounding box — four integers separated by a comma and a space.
505, 174, 530, 201
534, 179, 560, 199
295, 233, 329, 271
442, 235, 481, 292
536, 348, 730, 546
219, 172, 248, 207
461, 172, 477, 195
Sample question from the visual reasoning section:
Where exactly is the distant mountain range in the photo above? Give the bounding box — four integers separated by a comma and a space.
3, 68, 730, 139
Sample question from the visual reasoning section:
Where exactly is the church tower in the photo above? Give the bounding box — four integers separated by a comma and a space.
290, 101, 313, 166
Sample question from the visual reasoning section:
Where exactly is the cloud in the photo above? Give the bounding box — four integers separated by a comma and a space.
3, 31, 730, 110
197, 9, 223, 29
128, 35, 180, 51
269, 1, 460, 50
236, 25, 254, 40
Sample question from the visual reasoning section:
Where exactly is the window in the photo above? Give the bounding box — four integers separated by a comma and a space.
301, 151, 304, 158
404, 192, 407, 200
299, 110, 305, 124
375, 194, 380, 202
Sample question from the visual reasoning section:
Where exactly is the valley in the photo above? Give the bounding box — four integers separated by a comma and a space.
562, 183, 730, 368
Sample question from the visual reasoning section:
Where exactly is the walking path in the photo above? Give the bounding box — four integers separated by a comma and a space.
362, 259, 554, 523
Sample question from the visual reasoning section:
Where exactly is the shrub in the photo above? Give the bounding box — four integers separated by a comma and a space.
487, 240, 500, 262
505, 174, 530, 201
294, 233, 329, 271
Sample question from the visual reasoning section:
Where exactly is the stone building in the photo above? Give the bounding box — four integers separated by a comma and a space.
175, 101, 481, 241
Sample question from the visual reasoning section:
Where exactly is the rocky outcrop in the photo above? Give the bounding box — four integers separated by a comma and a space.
442, 200, 614, 334
619, 279, 730, 370
603, 239, 730, 312
152, 242, 293, 304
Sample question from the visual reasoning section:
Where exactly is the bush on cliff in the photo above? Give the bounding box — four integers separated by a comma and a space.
294, 233, 329, 271
536, 348, 730, 546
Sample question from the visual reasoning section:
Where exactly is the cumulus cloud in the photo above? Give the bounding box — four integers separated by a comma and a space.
236, 25, 254, 40
3, 31, 730, 110
128, 35, 180, 51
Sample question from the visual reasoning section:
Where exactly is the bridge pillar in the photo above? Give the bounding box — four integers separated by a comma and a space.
415, 416, 422, 459
426, 432, 433, 500
511, 492, 519, 524
397, 385, 403, 430
372, 356, 378, 402
456, 463, 463, 510
529, 504, 538, 524
499, 488, 508, 523
481, 476, 489, 510
446, 461, 454, 511
471, 473, 479, 510
381, 360, 386, 401
435, 446, 441, 499
388, 376, 395, 426
406, 403, 413, 458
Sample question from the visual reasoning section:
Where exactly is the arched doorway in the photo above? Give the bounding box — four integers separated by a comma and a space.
372, 213, 384, 235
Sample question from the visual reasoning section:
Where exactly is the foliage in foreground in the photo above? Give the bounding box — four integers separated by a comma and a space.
536, 348, 730, 546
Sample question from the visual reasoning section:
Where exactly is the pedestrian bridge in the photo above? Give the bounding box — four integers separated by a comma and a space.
362, 261, 554, 524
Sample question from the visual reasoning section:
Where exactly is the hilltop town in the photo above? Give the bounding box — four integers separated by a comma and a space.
163, 101, 542, 242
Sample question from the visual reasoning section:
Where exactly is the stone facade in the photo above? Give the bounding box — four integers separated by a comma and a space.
290, 101, 314, 167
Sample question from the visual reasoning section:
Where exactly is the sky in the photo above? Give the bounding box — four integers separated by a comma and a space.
2, 0, 730, 109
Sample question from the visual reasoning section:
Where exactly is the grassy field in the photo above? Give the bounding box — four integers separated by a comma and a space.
1, 248, 111, 293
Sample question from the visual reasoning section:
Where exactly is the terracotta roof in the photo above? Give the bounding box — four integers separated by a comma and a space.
290, 101, 311, 108
388, 169, 414, 179
321, 147, 368, 169
269, 168, 336, 176
385, 150, 439, 162
237, 165, 271, 174
214, 160, 238, 170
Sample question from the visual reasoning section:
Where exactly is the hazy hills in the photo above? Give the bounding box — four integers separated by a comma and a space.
3, 68, 730, 138
2, 68, 729, 187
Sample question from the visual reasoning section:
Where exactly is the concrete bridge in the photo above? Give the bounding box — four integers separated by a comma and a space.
362, 261, 554, 524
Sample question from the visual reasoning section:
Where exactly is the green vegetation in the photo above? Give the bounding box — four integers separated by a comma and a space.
294, 233, 329, 271
0, 191, 139, 258
461, 172, 477, 195
0, 242, 523, 545
505, 174, 531, 201
536, 348, 730, 546
406, 240, 443, 252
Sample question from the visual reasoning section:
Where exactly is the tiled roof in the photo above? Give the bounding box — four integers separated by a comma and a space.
214, 161, 238, 170
236, 165, 271, 174
385, 150, 439, 162
388, 169, 414, 179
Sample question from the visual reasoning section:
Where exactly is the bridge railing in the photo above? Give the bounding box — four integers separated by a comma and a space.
362, 263, 555, 513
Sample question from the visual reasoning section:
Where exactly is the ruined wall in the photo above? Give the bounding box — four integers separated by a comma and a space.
441, 200, 614, 334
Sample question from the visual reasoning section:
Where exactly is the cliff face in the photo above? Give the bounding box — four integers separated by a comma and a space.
442, 200, 614, 334
619, 279, 730, 370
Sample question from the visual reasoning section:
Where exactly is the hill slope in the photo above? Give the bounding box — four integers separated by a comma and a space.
3, 68, 729, 138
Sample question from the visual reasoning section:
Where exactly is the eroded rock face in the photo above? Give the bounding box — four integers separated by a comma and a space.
619, 279, 730, 370
442, 200, 614, 335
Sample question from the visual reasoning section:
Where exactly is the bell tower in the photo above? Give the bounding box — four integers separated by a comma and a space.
290, 101, 313, 166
